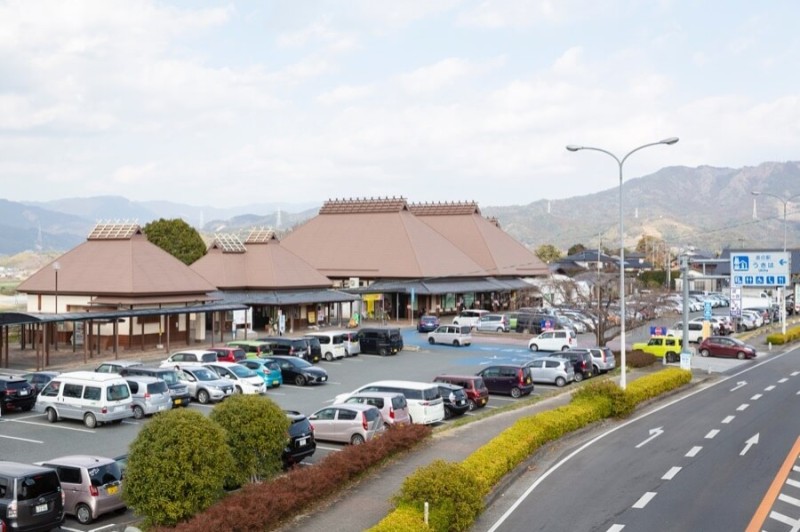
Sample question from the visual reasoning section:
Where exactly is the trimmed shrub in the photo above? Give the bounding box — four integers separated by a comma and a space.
123, 408, 234, 528
370, 505, 434, 532
766, 333, 787, 345
625, 368, 692, 405
571, 379, 636, 419
393, 460, 482, 532
626, 350, 659, 368
209, 394, 289, 486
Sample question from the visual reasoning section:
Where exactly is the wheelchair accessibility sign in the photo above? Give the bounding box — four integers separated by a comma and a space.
731, 252, 790, 287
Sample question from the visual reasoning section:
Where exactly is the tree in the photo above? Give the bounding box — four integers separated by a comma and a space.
567, 243, 586, 256
209, 394, 290, 486
123, 408, 233, 527
143, 218, 207, 265
535, 244, 562, 264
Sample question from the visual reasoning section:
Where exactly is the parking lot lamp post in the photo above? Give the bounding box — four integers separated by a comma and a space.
750, 191, 800, 335
566, 137, 679, 389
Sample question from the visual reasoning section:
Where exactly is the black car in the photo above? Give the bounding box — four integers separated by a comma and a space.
0, 461, 65, 531
476, 364, 535, 398
357, 327, 404, 356
0, 375, 36, 413
263, 355, 328, 386
302, 336, 323, 362
436, 383, 470, 419
21, 371, 60, 395
554, 350, 594, 382
282, 410, 316, 467
121, 366, 192, 407
515, 312, 564, 334
259, 337, 319, 363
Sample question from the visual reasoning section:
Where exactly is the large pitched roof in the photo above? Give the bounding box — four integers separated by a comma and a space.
408, 201, 548, 276
281, 197, 488, 279
17, 223, 216, 297
190, 230, 333, 290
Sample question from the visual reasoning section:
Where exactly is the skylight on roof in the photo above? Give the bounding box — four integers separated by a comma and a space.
214, 233, 246, 253
245, 228, 277, 244
87, 222, 141, 240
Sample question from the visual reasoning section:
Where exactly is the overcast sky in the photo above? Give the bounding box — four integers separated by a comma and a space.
1, 1, 798, 209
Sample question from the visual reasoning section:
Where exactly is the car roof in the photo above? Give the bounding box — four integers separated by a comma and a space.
36, 455, 116, 468
322, 403, 377, 412
171, 349, 217, 355
347, 391, 405, 399
124, 375, 163, 384
0, 461, 59, 476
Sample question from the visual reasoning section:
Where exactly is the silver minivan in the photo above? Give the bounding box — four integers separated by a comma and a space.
35, 372, 134, 428
526, 356, 575, 387
427, 325, 472, 346
125, 376, 172, 418
339, 392, 412, 427
35, 455, 125, 525
308, 403, 385, 445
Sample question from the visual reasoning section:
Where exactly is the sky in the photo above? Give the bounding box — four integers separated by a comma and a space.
1, 0, 799, 210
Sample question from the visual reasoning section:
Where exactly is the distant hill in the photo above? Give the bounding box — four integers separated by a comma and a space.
5, 161, 800, 256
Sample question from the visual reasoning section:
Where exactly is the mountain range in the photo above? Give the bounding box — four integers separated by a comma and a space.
3, 161, 799, 256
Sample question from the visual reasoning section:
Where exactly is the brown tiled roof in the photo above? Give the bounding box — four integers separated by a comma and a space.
407, 201, 481, 216
410, 202, 548, 276
17, 231, 217, 296
282, 198, 488, 279
191, 232, 332, 290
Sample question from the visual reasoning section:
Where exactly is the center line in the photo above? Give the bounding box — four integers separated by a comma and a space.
633, 492, 657, 509
606, 525, 625, 532
686, 446, 702, 457
662, 466, 682, 480
722, 415, 735, 424
706, 429, 720, 439
737, 404, 750, 411
779, 378, 789, 383
751, 394, 763, 400
766, 385, 776, 391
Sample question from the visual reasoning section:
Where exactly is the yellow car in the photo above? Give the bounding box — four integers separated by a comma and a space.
631, 335, 684, 360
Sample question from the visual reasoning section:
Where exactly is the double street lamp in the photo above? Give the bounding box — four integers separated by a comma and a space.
566, 137, 679, 389
750, 190, 800, 335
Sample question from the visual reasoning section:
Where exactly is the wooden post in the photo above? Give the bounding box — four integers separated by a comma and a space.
113, 319, 119, 358
166, 315, 171, 353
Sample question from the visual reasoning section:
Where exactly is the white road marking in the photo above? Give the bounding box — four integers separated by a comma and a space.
606, 525, 625, 532
792, 371, 800, 376
766, 385, 776, 391
6, 419, 95, 433
314, 445, 342, 452
750, 394, 763, 400
722, 415, 735, 424
686, 446, 702, 457
121, 420, 139, 425
737, 403, 750, 411
793, 465, 800, 473
662, 466, 681, 480
89, 525, 116, 531
705, 429, 720, 439
59, 527, 82, 532
787, 478, 800, 489
770, 510, 800, 528
778, 492, 800, 508
779, 378, 789, 383
632, 492, 657, 509
0, 434, 43, 444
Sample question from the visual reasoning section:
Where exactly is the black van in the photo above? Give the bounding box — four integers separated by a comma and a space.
121, 366, 192, 407
0, 461, 65, 531
357, 327, 404, 356
259, 337, 319, 363
515, 312, 563, 334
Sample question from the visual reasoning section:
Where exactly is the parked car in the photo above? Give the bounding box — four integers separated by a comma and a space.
237, 358, 283, 388
588, 347, 616, 375
476, 313, 510, 333
357, 327, 404, 356
452, 309, 489, 329
20, 371, 60, 395
339, 391, 412, 427
417, 315, 440, 333
432, 375, 489, 410
515, 312, 563, 334
0, 461, 65, 531
436, 383, 470, 419
203, 362, 266, 395
210, 346, 248, 362
476, 365, 534, 398
327, 330, 361, 356
698, 336, 757, 359
308, 403, 385, 445
35, 371, 134, 428
334, 380, 445, 425
304, 332, 347, 361
161, 350, 218, 365
427, 325, 472, 347
554, 350, 594, 382
125, 376, 172, 418
631, 335, 684, 360
259, 337, 318, 363
122, 366, 192, 407
225, 341, 273, 358
668, 321, 706, 343
525, 356, 575, 387
302, 336, 323, 362
262, 355, 328, 386
94, 360, 143, 374
283, 410, 316, 467
177, 365, 235, 404
528, 329, 576, 352
34, 455, 125, 525
0, 375, 36, 414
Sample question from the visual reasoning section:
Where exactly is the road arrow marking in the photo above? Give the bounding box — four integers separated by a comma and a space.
730, 381, 747, 391
741, 433, 759, 456
635, 427, 664, 448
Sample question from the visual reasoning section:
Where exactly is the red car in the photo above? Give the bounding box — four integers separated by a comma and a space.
208, 346, 247, 362
698, 336, 757, 359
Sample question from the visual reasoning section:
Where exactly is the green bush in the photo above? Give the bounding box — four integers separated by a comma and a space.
393, 460, 482, 532
571, 379, 636, 419
626, 350, 659, 368
766, 333, 786, 345
209, 394, 289, 486
370, 505, 434, 532
625, 368, 692, 405
123, 408, 234, 527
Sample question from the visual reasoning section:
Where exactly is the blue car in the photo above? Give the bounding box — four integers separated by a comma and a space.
238, 358, 283, 388
417, 315, 440, 332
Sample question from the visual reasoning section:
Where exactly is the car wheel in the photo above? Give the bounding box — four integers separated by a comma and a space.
234, 385, 243, 394
453, 340, 460, 347
574, 372, 584, 383
428, 337, 435, 344
325, 352, 333, 361
510, 387, 521, 398
444, 407, 452, 420
76, 503, 93, 525
561, 346, 569, 351
529, 344, 538, 352
592, 365, 600, 376
294, 375, 306, 386
133, 405, 145, 420
198, 389, 210, 404
84, 412, 97, 429
737, 351, 746, 360
700, 349, 710, 357
497, 327, 504, 332
350, 434, 365, 445
46, 407, 58, 423
555, 377, 566, 387
379, 347, 389, 356
467, 399, 476, 411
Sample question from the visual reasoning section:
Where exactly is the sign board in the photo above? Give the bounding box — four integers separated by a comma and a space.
703, 301, 712, 321
680, 352, 692, 371
731, 252, 790, 287
541, 319, 554, 331
650, 326, 667, 336
730, 287, 742, 317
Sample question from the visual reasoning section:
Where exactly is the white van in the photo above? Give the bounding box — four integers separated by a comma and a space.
334, 380, 445, 425
328, 330, 361, 356
35, 371, 134, 428
305, 332, 347, 361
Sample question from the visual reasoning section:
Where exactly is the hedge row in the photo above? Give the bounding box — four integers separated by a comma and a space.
370, 368, 692, 532
766, 325, 800, 346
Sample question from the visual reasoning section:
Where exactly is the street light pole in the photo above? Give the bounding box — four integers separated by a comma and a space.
567, 137, 679, 389
750, 191, 800, 335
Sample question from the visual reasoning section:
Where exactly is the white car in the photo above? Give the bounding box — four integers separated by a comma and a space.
203, 362, 265, 395
427, 325, 472, 346
528, 329, 577, 352
452, 309, 489, 329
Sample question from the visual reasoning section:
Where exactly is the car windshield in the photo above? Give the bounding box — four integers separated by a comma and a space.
160, 371, 179, 385
192, 368, 219, 381
290, 357, 313, 369
228, 365, 256, 378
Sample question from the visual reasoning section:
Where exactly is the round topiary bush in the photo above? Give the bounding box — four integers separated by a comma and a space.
209, 394, 290, 486
123, 408, 234, 527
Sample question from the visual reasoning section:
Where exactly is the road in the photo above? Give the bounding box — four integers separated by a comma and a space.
478, 345, 800, 532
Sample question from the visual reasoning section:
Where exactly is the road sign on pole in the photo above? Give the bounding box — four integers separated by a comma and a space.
731, 252, 790, 287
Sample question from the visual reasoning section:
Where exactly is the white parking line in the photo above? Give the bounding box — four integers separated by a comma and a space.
6, 419, 96, 433
0, 434, 43, 444
314, 445, 342, 452
89, 524, 116, 531
632, 492, 657, 509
